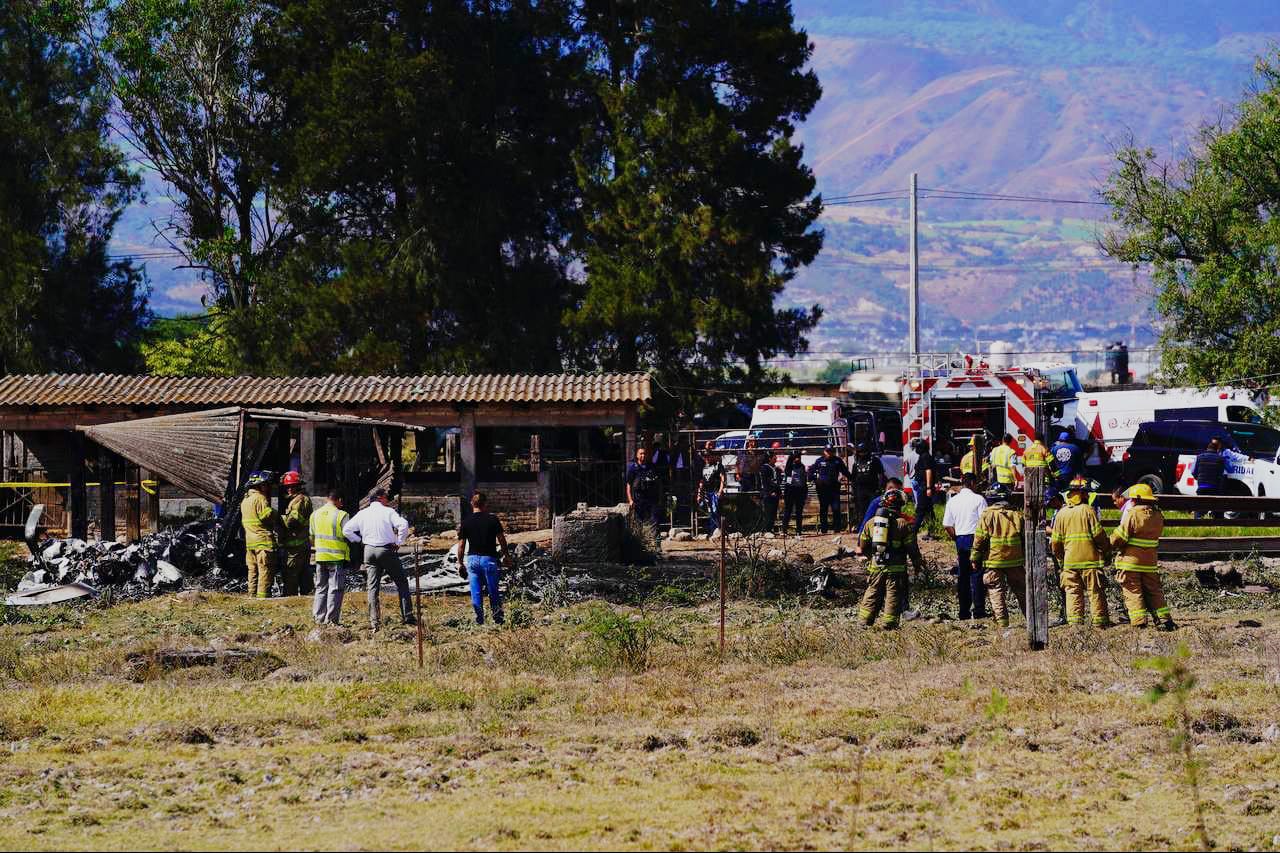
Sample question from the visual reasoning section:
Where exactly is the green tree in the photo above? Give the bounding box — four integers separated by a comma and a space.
1103, 56, 1280, 385
815, 359, 850, 384
141, 312, 234, 376
568, 0, 823, 399
0, 2, 147, 373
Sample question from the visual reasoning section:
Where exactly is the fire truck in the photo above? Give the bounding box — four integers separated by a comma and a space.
899, 355, 1082, 454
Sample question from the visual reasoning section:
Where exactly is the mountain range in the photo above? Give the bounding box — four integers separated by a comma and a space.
786, 0, 1280, 377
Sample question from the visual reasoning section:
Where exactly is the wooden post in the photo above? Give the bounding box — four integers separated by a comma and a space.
299, 422, 316, 492
68, 433, 88, 540
139, 467, 159, 535
1024, 465, 1049, 650
459, 409, 477, 505
719, 522, 727, 655
98, 449, 115, 542
624, 407, 639, 468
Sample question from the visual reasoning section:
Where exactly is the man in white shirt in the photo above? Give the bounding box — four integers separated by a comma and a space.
943, 472, 988, 620
342, 488, 415, 630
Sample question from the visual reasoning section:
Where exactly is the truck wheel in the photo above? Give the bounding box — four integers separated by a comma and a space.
1137, 473, 1164, 495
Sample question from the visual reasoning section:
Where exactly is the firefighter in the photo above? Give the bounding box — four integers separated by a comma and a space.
1023, 433, 1051, 472
854, 488, 922, 629
1111, 483, 1175, 630
972, 484, 1026, 627
1050, 476, 1112, 627
959, 436, 989, 480
989, 433, 1019, 489
278, 471, 312, 597
240, 471, 282, 599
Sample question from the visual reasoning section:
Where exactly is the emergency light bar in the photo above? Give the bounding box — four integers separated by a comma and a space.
755, 404, 828, 411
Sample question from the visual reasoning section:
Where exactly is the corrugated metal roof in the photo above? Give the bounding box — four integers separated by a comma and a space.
0, 373, 651, 407
77, 407, 429, 503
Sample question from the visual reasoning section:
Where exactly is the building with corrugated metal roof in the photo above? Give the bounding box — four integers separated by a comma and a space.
0, 373, 651, 536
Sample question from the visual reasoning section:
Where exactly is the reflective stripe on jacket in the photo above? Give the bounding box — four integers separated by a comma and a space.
973, 506, 1024, 569
241, 489, 278, 551
959, 450, 988, 477
310, 502, 351, 562
1111, 503, 1163, 571
990, 445, 1017, 485
283, 493, 313, 548
1050, 504, 1110, 570
1023, 441, 1050, 469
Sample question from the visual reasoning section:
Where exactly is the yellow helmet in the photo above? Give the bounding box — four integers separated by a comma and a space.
969, 435, 979, 446
1125, 483, 1157, 502
1067, 476, 1090, 492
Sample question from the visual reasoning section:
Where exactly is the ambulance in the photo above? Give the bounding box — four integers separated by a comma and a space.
1071, 386, 1263, 465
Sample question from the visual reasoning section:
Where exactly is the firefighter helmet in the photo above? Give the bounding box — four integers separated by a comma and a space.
1125, 483, 1157, 502
245, 470, 274, 489
280, 471, 304, 487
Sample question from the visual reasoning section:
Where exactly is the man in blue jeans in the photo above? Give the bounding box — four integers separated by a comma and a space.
942, 473, 988, 620
454, 492, 514, 625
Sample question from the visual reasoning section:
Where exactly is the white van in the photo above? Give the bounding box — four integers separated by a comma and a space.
1073, 387, 1262, 463
747, 397, 848, 468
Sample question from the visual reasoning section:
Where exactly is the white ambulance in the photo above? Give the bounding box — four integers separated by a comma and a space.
1072, 387, 1262, 465
748, 397, 849, 468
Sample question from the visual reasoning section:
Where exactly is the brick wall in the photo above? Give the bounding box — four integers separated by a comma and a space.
475, 479, 544, 533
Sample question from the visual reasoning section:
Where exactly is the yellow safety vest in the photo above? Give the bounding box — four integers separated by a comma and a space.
310, 502, 351, 562
241, 489, 278, 551
960, 450, 988, 477
1023, 441, 1050, 469
990, 444, 1017, 485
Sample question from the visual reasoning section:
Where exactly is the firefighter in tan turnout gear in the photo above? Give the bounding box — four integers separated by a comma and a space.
240, 471, 282, 599
855, 488, 922, 629
280, 471, 312, 596
1050, 476, 1112, 627
1111, 483, 1176, 630
972, 485, 1026, 627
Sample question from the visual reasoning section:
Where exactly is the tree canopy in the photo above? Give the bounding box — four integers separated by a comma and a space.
0, 2, 147, 373
55, 0, 824, 392
1103, 57, 1280, 386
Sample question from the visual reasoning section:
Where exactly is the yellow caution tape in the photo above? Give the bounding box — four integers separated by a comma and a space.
0, 480, 160, 493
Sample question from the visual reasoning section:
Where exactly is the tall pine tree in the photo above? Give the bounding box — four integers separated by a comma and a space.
0, 2, 147, 373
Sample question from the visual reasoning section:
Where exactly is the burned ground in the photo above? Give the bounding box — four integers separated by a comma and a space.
1, 536, 1278, 850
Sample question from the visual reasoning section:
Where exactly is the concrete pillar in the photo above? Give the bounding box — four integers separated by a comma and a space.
577, 428, 592, 462
624, 406, 639, 464
459, 409, 477, 503
299, 422, 316, 490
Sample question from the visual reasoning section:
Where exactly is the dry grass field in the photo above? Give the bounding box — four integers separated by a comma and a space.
2, 542, 1279, 851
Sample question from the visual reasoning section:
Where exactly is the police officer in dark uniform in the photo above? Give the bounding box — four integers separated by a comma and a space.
625, 447, 663, 529
849, 442, 887, 533
807, 444, 851, 534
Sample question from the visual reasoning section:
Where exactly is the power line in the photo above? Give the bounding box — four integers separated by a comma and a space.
920, 187, 1108, 206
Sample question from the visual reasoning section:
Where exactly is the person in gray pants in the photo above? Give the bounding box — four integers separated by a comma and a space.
342, 488, 415, 630
310, 490, 350, 625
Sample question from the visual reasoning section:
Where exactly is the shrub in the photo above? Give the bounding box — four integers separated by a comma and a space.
580, 604, 668, 673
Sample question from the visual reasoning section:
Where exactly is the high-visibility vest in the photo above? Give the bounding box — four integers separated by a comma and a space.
310, 502, 351, 562
241, 489, 278, 552
960, 450, 988, 477
1023, 441, 1050, 469
990, 444, 1017, 485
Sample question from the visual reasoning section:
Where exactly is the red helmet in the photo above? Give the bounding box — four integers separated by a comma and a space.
280, 471, 304, 487
771, 441, 783, 449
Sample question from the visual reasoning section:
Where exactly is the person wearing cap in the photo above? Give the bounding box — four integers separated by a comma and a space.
972, 484, 1026, 628
240, 471, 282, 599
807, 444, 851, 535
279, 471, 312, 597
854, 487, 922, 629
943, 472, 988, 621
906, 438, 936, 536
342, 487, 415, 630
1110, 483, 1174, 630
1050, 476, 1112, 627
849, 442, 887, 535
1050, 431, 1082, 495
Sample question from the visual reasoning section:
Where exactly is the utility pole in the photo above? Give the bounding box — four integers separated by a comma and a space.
908, 172, 920, 362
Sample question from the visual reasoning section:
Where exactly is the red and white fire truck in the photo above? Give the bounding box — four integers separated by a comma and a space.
899, 355, 1082, 453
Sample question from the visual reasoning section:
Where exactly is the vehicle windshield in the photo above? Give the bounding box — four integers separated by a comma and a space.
1226, 424, 1280, 458
712, 435, 746, 451
1040, 368, 1082, 398
746, 426, 834, 450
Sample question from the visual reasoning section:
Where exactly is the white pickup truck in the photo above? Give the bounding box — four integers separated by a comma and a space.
1175, 448, 1280, 498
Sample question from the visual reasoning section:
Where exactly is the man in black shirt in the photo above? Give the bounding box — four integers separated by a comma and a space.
1191, 438, 1227, 519
697, 442, 728, 536
849, 442, 887, 534
626, 446, 663, 529
808, 444, 851, 534
454, 492, 513, 625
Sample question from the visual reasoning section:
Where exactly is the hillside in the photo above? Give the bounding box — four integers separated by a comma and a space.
786, 1, 1280, 370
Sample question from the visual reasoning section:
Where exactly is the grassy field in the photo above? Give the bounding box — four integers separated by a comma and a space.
2, 551, 1279, 852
